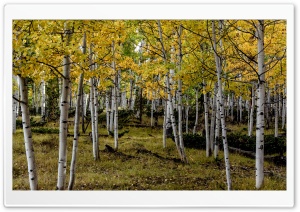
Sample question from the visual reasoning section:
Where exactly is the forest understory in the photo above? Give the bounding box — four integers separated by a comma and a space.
13, 114, 286, 191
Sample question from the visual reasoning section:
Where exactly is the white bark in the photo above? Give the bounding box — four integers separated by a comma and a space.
112, 42, 119, 150
41, 80, 46, 122
57, 54, 70, 190
18, 76, 38, 190
203, 88, 210, 156
106, 90, 110, 134
89, 43, 99, 160
212, 20, 231, 190
193, 89, 199, 135
185, 103, 190, 134
150, 98, 154, 127
255, 20, 266, 189
110, 87, 115, 132
209, 84, 217, 157
93, 79, 99, 159
68, 73, 83, 190
13, 75, 18, 133
163, 99, 167, 148
274, 87, 279, 137
248, 83, 255, 136
214, 91, 220, 159
239, 96, 243, 122
282, 88, 286, 129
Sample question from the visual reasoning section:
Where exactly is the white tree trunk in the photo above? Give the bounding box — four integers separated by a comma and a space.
209, 84, 217, 157
178, 79, 187, 163
110, 87, 115, 132
18, 75, 38, 190
214, 91, 221, 159
57, 54, 70, 190
212, 20, 232, 190
274, 87, 279, 138
106, 90, 110, 134
230, 94, 234, 122
282, 88, 286, 129
89, 43, 99, 161
193, 89, 199, 135
84, 94, 89, 117
112, 42, 119, 150
68, 73, 83, 190
185, 104, 189, 134
239, 96, 243, 122
255, 20, 266, 189
203, 89, 210, 156
41, 80, 46, 122
166, 74, 182, 161
93, 78, 99, 159
13, 75, 18, 133
150, 98, 154, 127
163, 99, 167, 148
248, 83, 255, 136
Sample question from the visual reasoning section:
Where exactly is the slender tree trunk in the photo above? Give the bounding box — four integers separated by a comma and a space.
176, 24, 187, 163
163, 98, 167, 148
185, 103, 189, 134
212, 20, 231, 190
193, 88, 199, 135
110, 87, 115, 132
68, 73, 83, 190
248, 83, 255, 136
265, 88, 270, 129
255, 20, 266, 189
274, 87, 279, 138
13, 75, 18, 133
230, 94, 234, 122
166, 74, 182, 160
282, 88, 286, 129
18, 75, 38, 190
209, 84, 217, 156
151, 98, 154, 127
41, 80, 46, 122
112, 41, 119, 150
106, 90, 110, 134
88, 43, 99, 161
57, 55, 70, 190
84, 94, 89, 117
214, 91, 220, 159
203, 88, 210, 156
93, 79, 99, 159
239, 96, 243, 123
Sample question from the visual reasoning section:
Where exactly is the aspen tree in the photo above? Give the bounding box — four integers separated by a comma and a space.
255, 20, 266, 189
56, 22, 72, 190
18, 76, 38, 190
212, 20, 232, 190
68, 33, 86, 190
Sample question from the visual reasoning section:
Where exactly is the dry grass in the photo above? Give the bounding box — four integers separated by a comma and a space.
12, 115, 286, 191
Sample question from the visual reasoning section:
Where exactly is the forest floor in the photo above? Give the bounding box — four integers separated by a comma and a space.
12, 114, 286, 190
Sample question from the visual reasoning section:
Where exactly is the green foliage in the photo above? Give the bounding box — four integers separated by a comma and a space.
31, 127, 59, 134
177, 133, 286, 156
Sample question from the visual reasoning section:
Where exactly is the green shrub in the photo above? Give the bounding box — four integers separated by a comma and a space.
177, 133, 286, 155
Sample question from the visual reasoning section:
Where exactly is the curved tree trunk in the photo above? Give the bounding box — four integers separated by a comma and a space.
19, 75, 38, 190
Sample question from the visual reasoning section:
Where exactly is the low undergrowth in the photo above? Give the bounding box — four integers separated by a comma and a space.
12, 115, 286, 191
